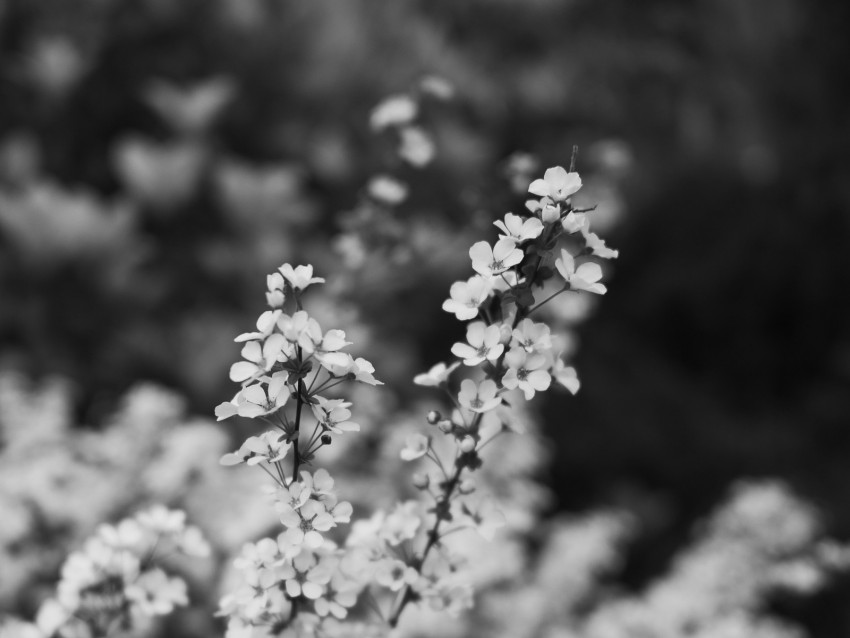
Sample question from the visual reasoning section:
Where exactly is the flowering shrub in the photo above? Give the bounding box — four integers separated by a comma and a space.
214, 152, 618, 636
3, 506, 209, 638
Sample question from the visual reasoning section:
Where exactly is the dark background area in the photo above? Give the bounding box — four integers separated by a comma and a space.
2, 0, 850, 634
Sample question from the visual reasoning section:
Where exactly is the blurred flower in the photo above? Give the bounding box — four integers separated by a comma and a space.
398, 126, 435, 167
23, 37, 87, 98
414, 362, 460, 387
0, 182, 138, 265
400, 434, 430, 461
367, 175, 409, 205
145, 77, 234, 135
370, 95, 418, 131
113, 137, 205, 211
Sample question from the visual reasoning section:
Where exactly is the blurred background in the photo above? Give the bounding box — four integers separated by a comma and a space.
2, 0, 850, 636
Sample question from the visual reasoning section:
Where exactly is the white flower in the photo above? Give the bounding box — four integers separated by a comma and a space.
528, 166, 582, 202
469, 239, 523, 278
555, 248, 607, 295
136, 505, 185, 536
220, 431, 291, 466
313, 574, 359, 619
299, 321, 352, 356
234, 309, 282, 343
400, 434, 430, 461
493, 213, 544, 243
413, 361, 460, 386
451, 322, 504, 366
312, 397, 359, 434
229, 337, 285, 383
234, 378, 290, 418
375, 558, 418, 591
419, 75, 455, 100
381, 501, 423, 545
318, 353, 383, 385
461, 499, 506, 541
370, 94, 417, 131
266, 272, 285, 307
442, 275, 494, 321
551, 357, 580, 394
125, 568, 188, 616
458, 379, 502, 413
561, 211, 588, 234
278, 263, 325, 291
424, 582, 474, 617
582, 228, 619, 259
398, 126, 435, 167
280, 500, 337, 549
280, 551, 332, 600
367, 175, 408, 205
501, 348, 551, 400
511, 318, 552, 353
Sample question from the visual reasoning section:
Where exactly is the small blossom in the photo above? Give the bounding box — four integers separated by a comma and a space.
424, 582, 474, 617
458, 379, 502, 413
419, 75, 455, 100
493, 213, 544, 243
381, 502, 423, 545
125, 568, 188, 616
469, 239, 523, 278
413, 361, 460, 387
502, 348, 551, 400
528, 166, 582, 202
442, 275, 494, 321
220, 431, 291, 466
266, 272, 285, 307
234, 309, 282, 343
511, 318, 552, 353
400, 434, 430, 461
312, 397, 360, 434
375, 558, 419, 591
561, 211, 588, 234
278, 263, 325, 291
551, 357, 580, 394
582, 228, 620, 259
451, 322, 504, 366
461, 499, 506, 541
313, 574, 359, 619
229, 337, 286, 384
555, 249, 607, 295
398, 126, 435, 167
369, 94, 417, 131
367, 175, 408, 205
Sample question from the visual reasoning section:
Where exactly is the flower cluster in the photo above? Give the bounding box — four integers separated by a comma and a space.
35, 506, 209, 637
216, 265, 385, 637
385, 162, 617, 625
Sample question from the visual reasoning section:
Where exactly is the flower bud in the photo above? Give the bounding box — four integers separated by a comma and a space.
426, 410, 442, 425
321, 434, 332, 445
438, 420, 454, 434
459, 436, 476, 453
412, 473, 430, 490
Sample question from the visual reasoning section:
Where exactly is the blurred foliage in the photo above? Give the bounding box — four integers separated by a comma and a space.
1, 0, 850, 634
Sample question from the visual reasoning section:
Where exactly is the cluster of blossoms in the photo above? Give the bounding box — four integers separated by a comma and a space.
216, 265, 386, 637
25, 506, 209, 638
385, 163, 618, 626
215, 159, 616, 636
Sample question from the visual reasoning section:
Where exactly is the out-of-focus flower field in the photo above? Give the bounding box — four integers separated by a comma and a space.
2, 0, 850, 636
